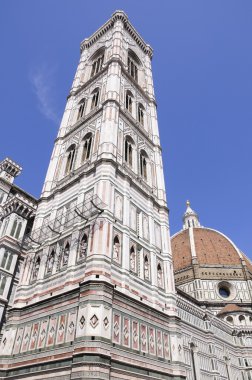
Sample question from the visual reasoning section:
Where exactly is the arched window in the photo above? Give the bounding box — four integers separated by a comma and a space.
1, 218, 9, 237
125, 91, 133, 113
144, 254, 150, 280
82, 133, 93, 162
124, 136, 134, 167
113, 235, 120, 262
130, 245, 136, 272
137, 104, 144, 126
128, 50, 140, 82
46, 249, 55, 273
15, 222, 22, 239
91, 51, 104, 77
157, 263, 163, 288
32, 256, 40, 281
62, 242, 70, 266
91, 88, 99, 110
65, 144, 76, 174
226, 316, 234, 325
10, 219, 17, 237
0, 191, 4, 204
79, 233, 88, 259
77, 98, 86, 120
140, 150, 148, 180
0, 275, 7, 296
239, 315, 246, 325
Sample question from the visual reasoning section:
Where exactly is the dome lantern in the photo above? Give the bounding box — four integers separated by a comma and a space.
183, 200, 200, 229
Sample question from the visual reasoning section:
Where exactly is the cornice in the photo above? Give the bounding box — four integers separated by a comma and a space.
80, 11, 153, 59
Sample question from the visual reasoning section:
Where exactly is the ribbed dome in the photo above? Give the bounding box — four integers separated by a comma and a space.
171, 227, 243, 272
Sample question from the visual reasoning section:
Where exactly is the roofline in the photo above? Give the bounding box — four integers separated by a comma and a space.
80, 10, 153, 58
171, 226, 244, 261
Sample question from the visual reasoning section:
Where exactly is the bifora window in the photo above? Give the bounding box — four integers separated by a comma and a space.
140, 150, 148, 180
65, 144, 76, 174
77, 98, 86, 120
124, 137, 134, 168
91, 53, 104, 77
128, 55, 138, 82
91, 89, 99, 110
82, 133, 92, 162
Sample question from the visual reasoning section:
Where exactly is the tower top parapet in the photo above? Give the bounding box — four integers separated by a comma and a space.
80, 10, 153, 58
0, 157, 22, 184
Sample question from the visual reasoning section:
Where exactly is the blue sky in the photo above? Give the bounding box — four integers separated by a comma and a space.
1, 1, 252, 257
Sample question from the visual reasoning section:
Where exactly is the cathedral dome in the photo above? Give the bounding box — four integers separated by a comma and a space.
172, 227, 243, 272
171, 202, 252, 285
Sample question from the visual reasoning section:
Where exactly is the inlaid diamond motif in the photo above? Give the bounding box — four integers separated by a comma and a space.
141, 332, 146, 345
114, 321, 119, 336
90, 314, 99, 328
79, 315, 85, 329
103, 316, 109, 329
68, 321, 75, 335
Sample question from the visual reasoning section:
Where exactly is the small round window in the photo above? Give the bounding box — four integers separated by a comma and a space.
219, 286, 230, 298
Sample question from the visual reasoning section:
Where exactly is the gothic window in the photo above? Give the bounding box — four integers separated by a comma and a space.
91, 88, 99, 110
46, 249, 55, 274
113, 235, 121, 262
82, 133, 93, 162
79, 233, 88, 259
128, 50, 139, 82
91, 52, 104, 77
140, 150, 148, 181
0, 275, 7, 296
1, 218, 9, 237
125, 90, 133, 113
137, 103, 145, 126
10, 219, 22, 240
124, 136, 134, 167
62, 242, 70, 266
144, 254, 150, 280
130, 245, 136, 272
0, 191, 5, 204
32, 256, 40, 281
157, 263, 163, 288
77, 98, 86, 120
65, 144, 76, 174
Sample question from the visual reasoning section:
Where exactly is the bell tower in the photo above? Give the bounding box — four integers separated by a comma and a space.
0, 11, 185, 380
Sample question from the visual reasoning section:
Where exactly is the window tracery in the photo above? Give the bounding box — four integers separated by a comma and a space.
0, 274, 7, 296
124, 136, 134, 168
140, 150, 148, 180
91, 53, 104, 77
82, 133, 93, 162
65, 144, 76, 174
91, 88, 99, 110
77, 98, 86, 120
